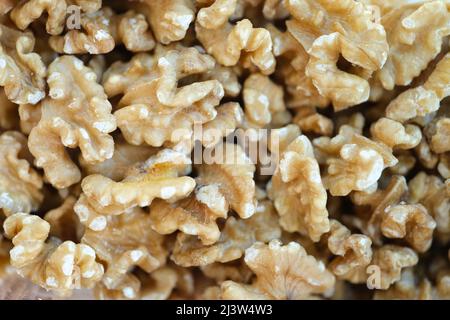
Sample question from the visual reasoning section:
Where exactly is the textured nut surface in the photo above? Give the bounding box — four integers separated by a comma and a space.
28, 56, 116, 189
221, 240, 335, 299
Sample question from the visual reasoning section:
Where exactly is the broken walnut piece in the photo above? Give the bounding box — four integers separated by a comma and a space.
371, 117, 422, 150
431, 118, 450, 154
196, 18, 276, 74
374, 1, 450, 90
268, 135, 329, 242
82, 208, 167, 299
386, 53, 450, 123
0, 131, 43, 216
4, 212, 104, 296
369, 245, 418, 290
150, 184, 228, 245
324, 219, 372, 283
221, 240, 335, 300
115, 47, 224, 147
77, 148, 196, 230
49, 7, 155, 54
381, 203, 436, 253
0, 24, 46, 105
28, 56, 116, 189
285, 0, 388, 110
171, 200, 281, 267
196, 143, 256, 219
10, 0, 101, 35
293, 108, 333, 137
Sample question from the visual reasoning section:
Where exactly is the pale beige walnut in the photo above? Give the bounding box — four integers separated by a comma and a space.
197, 64, 242, 98
371, 117, 422, 149
0, 24, 46, 105
196, 0, 238, 30
4, 212, 104, 296
431, 118, 450, 154
28, 56, 116, 189
79, 138, 159, 181
324, 220, 372, 283
196, 18, 276, 74
389, 151, 416, 176
82, 208, 167, 299
268, 135, 329, 242
369, 245, 418, 290
381, 204, 436, 253
221, 240, 335, 299
408, 172, 449, 241
285, 0, 388, 110
0, 88, 19, 130
319, 132, 398, 196
76, 149, 196, 230
150, 184, 228, 245
44, 196, 83, 242
132, 0, 195, 45
10, 0, 101, 35
386, 53, 450, 123
351, 175, 408, 245
437, 153, 450, 179
202, 102, 244, 148
293, 108, 333, 137
373, 268, 429, 300
196, 143, 257, 219
374, 1, 450, 90
49, 7, 155, 54
115, 47, 224, 148
18, 103, 41, 135
0, 131, 43, 216
171, 200, 281, 267
243, 73, 287, 128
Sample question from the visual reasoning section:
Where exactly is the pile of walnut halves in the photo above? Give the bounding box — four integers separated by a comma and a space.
0, 0, 448, 300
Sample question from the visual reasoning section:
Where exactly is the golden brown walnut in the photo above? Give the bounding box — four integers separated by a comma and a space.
132, 0, 195, 45
196, 0, 238, 30
371, 117, 422, 150
4, 212, 104, 296
381, 204, 436, 253
319, 132, 398, 196
115, 47, 224, 148
49, 8, 155, 54
171, 200, 281, 267
196, 18, 276, 74
221, 240, 335, 299
0, 24, 46, 105
351, 175, 408, 245
374, 1, 450, 90
76, 148, 196, 230
293, 109, 333, 137
196, 143, 257, 219
0, 88, 19, 130
408, 172, 449, 240
82, 208, 167, 299
10, 0, 101, 35
44, 196, 83, 242
437, 153, 450, 180
431, 118, 450, 154
373, 268, 428, 300
79, 138, 158, 181
324, 220, 372, 283
268, 135, 329, 242
285, 0, 388, 110
243, 73, 287, 128
28, 56, 116, 189
369, 245, 418, 290
0, 131, 43, 216
386, 53, 450, 123
150, 184, 228, 245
